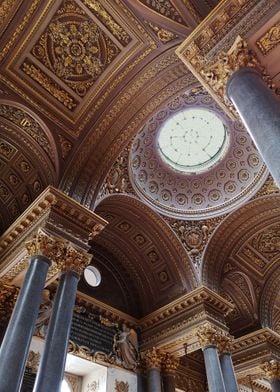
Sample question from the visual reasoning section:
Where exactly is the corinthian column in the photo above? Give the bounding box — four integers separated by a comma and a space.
218, 335, 239, 392
0, 228, 60, 392
162, 352, 179, 392
145, 347, 163, 392
33, 243, 92, 392
197, 324, 226, 392
262, 360, 280, 392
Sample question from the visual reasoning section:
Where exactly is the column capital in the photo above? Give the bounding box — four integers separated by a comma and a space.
262, 360, 280, 382
25, 228, 65, 262
200, 36, 273, 101
143, 347, 163, 369
162, 352, 179, 375
0, 281, 19, 322
25, 228, 92, 276
196, 323, 221, 348
57, 245, 92, 276
217, 334, 234, 354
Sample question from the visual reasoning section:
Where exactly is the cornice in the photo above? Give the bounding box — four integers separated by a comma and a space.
0, 186, 107, 283
139, 286, 234, 329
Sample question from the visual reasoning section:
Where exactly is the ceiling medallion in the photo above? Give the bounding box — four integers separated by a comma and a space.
129, 89, 268, 219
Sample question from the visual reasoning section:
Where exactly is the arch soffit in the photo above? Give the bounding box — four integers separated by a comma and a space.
201, 194, 280, 291
94, 194, 198, 312
260, 262, 280, 329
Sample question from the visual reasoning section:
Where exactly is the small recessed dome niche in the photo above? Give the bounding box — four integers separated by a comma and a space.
129, 89, 268, 220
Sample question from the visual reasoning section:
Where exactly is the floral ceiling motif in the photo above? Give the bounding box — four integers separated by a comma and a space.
129, 88, 268, 219
31, 0, 120, 97
137, 0, 184, 25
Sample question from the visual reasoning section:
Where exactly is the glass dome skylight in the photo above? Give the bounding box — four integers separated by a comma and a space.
158, 108, 228, 173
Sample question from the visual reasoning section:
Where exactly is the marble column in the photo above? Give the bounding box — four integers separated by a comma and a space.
262, 360, 280, 392
226, 67, 280, 187
34, 244, 91, 392
145, 347, 163, 392
197, 324, 226, 392
162, 353, 179, 392
0, 228, 55, 392
137, 372, 146, 392
218, 336, 239, 392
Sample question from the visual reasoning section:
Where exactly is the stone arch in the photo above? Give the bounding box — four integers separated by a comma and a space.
260, 263, 280, 330
0, 101, 59, 233
201, 194, 280, 291
93, 194, 197, 316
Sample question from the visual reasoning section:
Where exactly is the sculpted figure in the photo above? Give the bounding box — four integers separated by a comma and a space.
113, 324, 139, 370
34, 289, 53, 337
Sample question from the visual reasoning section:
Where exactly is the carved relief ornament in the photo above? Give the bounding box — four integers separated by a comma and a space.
25, 228, 92, 276
200, 36, 274, 101
196, 323, 221, 348
115, 380, 129, 392
0, 281, 18, 321
162, 352, 179, 374
262, 360, 280, 381
143, 347, 162, 369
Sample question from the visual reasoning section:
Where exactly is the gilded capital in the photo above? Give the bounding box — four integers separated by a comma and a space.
143, 347, 163, 369
200, 36, 273, 100
0, 281, 19, 321
217, 334, 233, 353
162, 352, 179, 375
262, 360, 280, 382
57, 245, 92, 276
196, 323, 220, 348
25, 228, 65, 262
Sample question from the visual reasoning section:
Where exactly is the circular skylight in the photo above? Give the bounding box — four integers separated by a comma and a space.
158, 108, 228, 173
84, 266, 101, 287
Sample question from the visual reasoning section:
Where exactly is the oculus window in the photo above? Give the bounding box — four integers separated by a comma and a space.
158, 108, 228, 173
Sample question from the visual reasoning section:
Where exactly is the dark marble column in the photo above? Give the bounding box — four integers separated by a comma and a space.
137, 372, 146, 392
162, 353, 179, 392
226, 67, 280, 186
262, 360, 280, 392
145, 348, 162, 392
34, 246, 91, 392
197, 324, 226, 392
219, 353, 239, 392
0, 254, 51, 392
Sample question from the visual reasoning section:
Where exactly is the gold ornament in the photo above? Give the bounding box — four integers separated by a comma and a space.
262, 360, 280, 381
196, 323, 220, 348
143, 347, 163, 369
162, 352, 179, 374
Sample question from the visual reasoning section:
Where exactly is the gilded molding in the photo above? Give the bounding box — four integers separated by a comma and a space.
262, 360, 280, 381
142, 347, 163, 369
22, 63, 77, 111
257, 20, 280, 55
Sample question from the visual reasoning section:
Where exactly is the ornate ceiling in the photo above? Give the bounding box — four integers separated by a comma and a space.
1, 2, 280, 379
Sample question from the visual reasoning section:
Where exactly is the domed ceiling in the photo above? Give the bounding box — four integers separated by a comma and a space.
129, 88, 268, 219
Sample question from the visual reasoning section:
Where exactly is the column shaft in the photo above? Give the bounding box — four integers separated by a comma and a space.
220, 353, 239, 392
33, 271, 79, 392
227, 67, 280, 186
163, 373, 176, 392
271, 380, 280, 392
137, 373, 146, 392
147, 368, 162, 392
203, 346, 226, 392
0, 256, 50, 392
